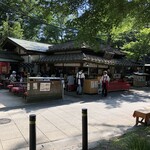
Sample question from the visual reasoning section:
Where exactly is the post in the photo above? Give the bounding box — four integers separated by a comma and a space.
61, 78, 64, 100
82, 108, 88, 150
29, 114, 36, 150
27, 73, 30, 82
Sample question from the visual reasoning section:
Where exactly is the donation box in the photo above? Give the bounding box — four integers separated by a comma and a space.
26, 77, 63, 102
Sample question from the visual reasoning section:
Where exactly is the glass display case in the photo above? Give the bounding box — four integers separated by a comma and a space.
133, 72, 149, 87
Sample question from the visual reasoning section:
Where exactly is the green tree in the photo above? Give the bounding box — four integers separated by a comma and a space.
122, 28, 150, 62
10, 22, 24, 39
0, 19, 24, 44
0, 20, 10, 37
50, 0, 150, 43
0, 0, 149, 45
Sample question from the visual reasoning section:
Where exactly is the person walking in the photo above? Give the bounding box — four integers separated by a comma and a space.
100, 70, 110, 97
9, 71, 17, 83
76, 69, 85, 95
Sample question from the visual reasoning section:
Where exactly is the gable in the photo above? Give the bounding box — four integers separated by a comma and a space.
1, 37, 53, 53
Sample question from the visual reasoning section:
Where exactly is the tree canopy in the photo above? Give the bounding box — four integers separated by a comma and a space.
0, 0, 149, 61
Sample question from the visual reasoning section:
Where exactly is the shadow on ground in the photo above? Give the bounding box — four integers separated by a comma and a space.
1, 87, 150, 112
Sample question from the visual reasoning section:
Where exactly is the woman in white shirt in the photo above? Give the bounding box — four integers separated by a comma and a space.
100, 71, 110, 97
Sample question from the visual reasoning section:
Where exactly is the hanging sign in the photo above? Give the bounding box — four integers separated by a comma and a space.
54, 63, 80, 67
0, 62, 10, 74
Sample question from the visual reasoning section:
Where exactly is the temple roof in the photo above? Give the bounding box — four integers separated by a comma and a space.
37, 52, 137, 66
2, 37, 52, 52
48, 40, 125, 56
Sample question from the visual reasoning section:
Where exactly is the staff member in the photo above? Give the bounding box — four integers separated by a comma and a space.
76, 69, 85, 95
9, 71, 17, 83
100, 71, 110, 97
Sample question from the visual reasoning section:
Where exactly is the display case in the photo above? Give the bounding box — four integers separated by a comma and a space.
133, 73, 149, 87
83, 79, 98, 94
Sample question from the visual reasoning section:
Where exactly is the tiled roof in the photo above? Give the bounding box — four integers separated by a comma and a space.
38, 53, 83, 63
6, 37, 53, 52
48, 40, 124, 56
48, 41, 88, 51
37, 53, 136, 66
0, 51, 24, 62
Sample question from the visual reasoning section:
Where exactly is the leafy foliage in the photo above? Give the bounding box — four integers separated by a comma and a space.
0, 18, 23, 44
0, 0, 149, 56
122, 28, 150, 61
91, 126, 150, 150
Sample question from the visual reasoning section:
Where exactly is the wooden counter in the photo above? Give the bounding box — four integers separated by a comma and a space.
83, 79, 98, 94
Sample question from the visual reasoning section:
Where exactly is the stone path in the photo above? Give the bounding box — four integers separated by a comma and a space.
0, 87, 150, 150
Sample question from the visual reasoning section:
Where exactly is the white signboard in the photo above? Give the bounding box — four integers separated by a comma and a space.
33, 83, 38, 90
98, 64, 108, 68
64, 63, 80, 66
54, 63, 80, 67
91, 81, 98, 88
40, 83, 51, 91
114, 74, 121, 79
83, 63, 97, 68
27, 83, 30, 91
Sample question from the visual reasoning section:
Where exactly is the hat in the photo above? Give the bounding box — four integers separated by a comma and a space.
12, 71, 16, 74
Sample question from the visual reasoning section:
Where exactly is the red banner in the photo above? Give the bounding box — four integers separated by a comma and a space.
0, 62, 10, 74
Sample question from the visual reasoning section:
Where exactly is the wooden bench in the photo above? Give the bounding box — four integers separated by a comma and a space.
7, 84, 14, 92
108, 80, 131, 92
133, 109, 150, 126
7, 82, 27, 95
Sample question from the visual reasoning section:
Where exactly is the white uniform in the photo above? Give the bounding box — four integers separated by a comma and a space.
76, 70, 85, 94
76, 71, 85, 85
100, 74, 110, 83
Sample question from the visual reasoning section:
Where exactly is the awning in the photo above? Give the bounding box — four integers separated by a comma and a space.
0, 51, 24, 62
0, 58, 20, 62
145, 64, 150, 66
